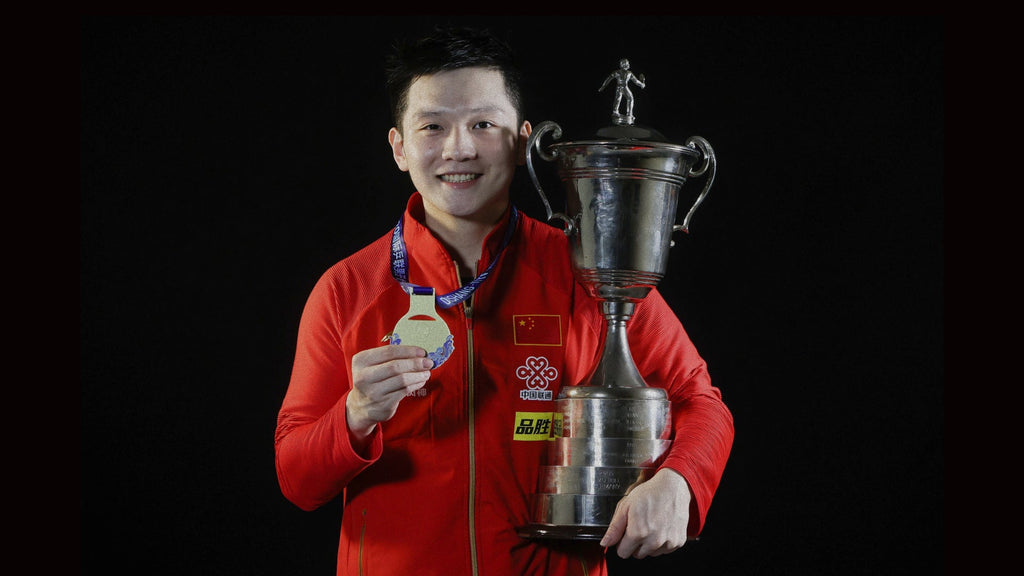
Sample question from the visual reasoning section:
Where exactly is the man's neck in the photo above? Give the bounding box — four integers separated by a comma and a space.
423, 207, 506, 284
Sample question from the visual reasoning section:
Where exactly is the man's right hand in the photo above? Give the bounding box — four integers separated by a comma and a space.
345, 344, 433, 450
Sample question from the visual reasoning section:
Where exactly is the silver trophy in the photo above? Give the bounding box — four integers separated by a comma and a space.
517, 60, 717, 540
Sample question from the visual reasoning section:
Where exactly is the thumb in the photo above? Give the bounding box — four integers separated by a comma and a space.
599, 501, 629, 547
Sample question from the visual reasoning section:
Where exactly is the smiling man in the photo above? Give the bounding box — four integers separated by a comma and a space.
274, 26, 734, 576
387, 65, 530, 285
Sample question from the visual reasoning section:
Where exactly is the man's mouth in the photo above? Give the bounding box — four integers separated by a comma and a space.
440, 173, 480, 183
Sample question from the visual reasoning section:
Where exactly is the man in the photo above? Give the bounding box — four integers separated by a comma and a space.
275, 26, 734, 576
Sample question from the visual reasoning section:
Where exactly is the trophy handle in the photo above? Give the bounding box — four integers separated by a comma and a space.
526, 121, 576, 236
673, 136, 716, 235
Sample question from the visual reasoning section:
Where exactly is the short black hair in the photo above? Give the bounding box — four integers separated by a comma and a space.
384, 26, 524, 133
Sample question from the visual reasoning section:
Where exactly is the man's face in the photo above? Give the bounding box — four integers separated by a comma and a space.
389, 67, 531, 228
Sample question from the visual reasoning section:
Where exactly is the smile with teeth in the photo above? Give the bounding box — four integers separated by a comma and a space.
440, 173, 480, 183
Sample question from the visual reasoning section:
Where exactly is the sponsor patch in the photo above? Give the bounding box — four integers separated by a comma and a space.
513, 412, 561, 441
512, 412, 563, 441
516, 355, 557, 401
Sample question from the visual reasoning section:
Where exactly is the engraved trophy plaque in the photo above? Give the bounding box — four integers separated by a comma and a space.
517, 60, 717, 540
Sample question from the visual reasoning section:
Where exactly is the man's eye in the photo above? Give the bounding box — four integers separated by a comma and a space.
474, 121, 494, 129
422, 124, 442, 131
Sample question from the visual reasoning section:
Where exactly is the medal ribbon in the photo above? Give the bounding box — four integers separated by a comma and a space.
390, 206, 519, 309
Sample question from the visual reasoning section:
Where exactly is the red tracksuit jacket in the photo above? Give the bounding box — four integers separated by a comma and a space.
275, 193, 734, 575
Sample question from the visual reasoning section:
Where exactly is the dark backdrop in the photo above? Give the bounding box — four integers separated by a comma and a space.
81, 16, 943, 575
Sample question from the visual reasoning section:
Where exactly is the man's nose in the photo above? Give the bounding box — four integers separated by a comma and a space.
442, 127, 476, 161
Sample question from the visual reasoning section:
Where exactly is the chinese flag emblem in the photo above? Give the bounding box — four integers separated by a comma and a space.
513, 314, 562, 346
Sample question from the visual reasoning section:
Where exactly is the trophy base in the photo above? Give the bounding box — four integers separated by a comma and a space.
518, 492, 621, 541
516, 523, 607, 541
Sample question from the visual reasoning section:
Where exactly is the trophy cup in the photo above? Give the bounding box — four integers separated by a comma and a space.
517, 59, 717, 540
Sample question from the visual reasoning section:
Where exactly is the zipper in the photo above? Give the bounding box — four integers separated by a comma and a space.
465, 294, 479, 576
358, 509, 367, 576
454, 258, 480, 576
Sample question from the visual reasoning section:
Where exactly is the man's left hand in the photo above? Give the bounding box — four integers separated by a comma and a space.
599, 468, 692, 559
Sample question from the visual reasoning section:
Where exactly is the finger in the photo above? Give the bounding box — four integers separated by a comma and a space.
354, 344, 426, 368
356, 353, 433, 391
374, 355, 434, 382
599, 501, 628, 548
363, 365, 433, 399
645, 540, 682, 558
614, 532, 641, 559
630, 538, 663, 560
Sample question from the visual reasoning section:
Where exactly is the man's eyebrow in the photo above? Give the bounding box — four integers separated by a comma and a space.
409, 106, 507, 119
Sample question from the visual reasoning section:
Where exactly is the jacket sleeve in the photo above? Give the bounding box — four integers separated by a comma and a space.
629, 289, 735, 538
274, 271, 383, 512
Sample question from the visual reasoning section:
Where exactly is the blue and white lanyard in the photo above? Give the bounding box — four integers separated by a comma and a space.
389, 206, 519, 309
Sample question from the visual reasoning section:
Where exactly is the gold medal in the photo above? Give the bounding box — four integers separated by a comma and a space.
386, 207, 519, 369
388, 288, 454, 368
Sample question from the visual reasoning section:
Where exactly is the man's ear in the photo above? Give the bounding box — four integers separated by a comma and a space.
388, 127, 410, 172
515, 121, 533, 166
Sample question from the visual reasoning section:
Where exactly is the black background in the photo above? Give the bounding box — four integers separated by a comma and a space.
81, 16, 943, 575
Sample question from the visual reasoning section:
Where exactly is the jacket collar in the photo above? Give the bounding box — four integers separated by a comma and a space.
401, 192, 517, 286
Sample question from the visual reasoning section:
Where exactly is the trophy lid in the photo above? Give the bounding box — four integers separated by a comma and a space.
594, 123, 669, 142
